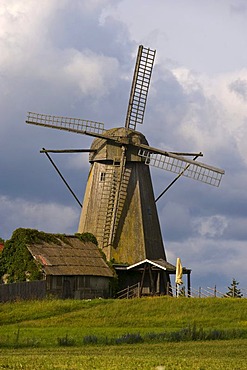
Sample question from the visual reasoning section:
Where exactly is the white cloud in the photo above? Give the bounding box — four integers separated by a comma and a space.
229, 78, 247, 101
0, 195, 80, 240
193, 215, 228, 238
150, 65, 247, 168
0, 0, 121, 99
63, 49, 119, 97
166, 237, 247, 292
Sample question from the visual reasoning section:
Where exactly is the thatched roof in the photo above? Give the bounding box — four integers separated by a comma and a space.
27, 235, 114, 278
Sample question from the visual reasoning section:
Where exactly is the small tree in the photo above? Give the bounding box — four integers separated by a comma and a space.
224, 278, 243, 298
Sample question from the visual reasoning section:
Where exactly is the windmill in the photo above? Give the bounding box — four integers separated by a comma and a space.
26, 45, 224, 266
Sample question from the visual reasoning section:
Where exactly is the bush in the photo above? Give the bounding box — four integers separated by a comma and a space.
75, 232, 98, 246
57, 334, 75, 346
115, 333, 143, 345
83, 335, 98, 345
0, 228, 46, 283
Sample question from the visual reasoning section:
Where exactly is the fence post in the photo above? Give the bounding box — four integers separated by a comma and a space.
166, 282, 170, 296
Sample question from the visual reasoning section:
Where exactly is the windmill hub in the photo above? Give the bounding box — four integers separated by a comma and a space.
89, 127, 149, 163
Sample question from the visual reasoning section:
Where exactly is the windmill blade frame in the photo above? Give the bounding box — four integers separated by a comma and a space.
26, 112, 106, 138
125, 45, 156, 130
137, 144, 224, 187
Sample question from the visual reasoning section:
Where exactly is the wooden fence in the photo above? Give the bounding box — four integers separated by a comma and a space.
116, 284, 247, 299
0, 280, 46, 302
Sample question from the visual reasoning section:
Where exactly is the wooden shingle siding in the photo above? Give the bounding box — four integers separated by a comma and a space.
0, 280, 46, 302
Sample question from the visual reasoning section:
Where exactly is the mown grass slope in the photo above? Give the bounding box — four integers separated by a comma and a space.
0, 297, 247, 369
0, 297, 246, 337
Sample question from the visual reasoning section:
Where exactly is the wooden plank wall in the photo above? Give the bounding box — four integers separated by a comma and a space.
0, 280, 46, 302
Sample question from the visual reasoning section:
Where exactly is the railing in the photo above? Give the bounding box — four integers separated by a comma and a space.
190, 286, 224, 298
171, 285, 247, 298
116, 283, 141, 299
116, 284, 247, 299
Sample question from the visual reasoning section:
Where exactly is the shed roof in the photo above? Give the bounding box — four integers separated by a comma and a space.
126, 259, 176, 271
114, 258, 190, 274
27, 236, 114, 278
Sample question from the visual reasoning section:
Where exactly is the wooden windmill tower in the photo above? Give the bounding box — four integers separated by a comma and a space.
26, 45, 224, 266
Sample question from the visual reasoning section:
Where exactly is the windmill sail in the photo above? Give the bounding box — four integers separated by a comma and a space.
26, 112, 105, 138
125, 45, 156, 130
138, 146, 224, 187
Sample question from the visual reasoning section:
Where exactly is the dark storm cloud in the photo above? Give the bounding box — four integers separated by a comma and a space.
0, 0, 134, 239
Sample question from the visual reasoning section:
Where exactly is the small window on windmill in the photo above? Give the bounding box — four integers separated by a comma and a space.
113, 157, 121, 166
100, 172, 106, 182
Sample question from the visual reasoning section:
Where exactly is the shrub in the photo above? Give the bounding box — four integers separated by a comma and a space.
115, 333, 143, 345
57, 334, 75, 346
0, 228, 67, 283
83, 335, 98, 345
75, 232, 98, 246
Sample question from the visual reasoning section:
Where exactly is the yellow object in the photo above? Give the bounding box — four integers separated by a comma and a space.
175, 258, 183, 285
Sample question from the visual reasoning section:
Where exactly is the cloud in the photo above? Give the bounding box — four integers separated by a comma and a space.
1, 0, 247, 292
0, 0, 129, 116
0, 195, 80, 240
229, 78, 247, 101
166, 237, 247, 292
63, 50, 119, 97
193, 215, 228, 238
230, 0, 247, 14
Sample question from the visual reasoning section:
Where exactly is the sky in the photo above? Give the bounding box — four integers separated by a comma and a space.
1, 0, 247, 294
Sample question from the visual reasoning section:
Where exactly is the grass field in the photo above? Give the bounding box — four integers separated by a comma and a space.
0, 297, 247, 369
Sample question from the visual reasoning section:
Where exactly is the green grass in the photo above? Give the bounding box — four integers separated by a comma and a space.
0, 297, 247, 369
0, 341, 247, 369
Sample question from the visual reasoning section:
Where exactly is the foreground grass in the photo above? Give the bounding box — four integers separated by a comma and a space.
0, 297, 247, 369
1, 296, 247, 329
0, 341, 247, 370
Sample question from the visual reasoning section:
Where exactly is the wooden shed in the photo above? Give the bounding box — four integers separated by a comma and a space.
114, 259, 191, 297
27, 235, 114, 299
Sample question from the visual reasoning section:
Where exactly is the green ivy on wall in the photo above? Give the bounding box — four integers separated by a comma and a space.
0, 228, 100, 284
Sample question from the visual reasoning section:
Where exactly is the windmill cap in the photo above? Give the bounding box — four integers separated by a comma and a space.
89, 127, 149, 163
